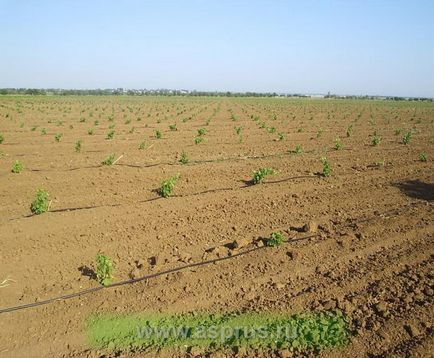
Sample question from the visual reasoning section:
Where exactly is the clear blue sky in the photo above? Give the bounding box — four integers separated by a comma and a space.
1, 0, 433, 97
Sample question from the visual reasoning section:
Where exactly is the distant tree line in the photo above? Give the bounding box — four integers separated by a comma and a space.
0, 88, 432, 101
324, 92, 433, 101
0, 88, 304, 97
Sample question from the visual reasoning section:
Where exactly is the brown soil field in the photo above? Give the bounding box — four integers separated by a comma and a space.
0, 96, 433, 357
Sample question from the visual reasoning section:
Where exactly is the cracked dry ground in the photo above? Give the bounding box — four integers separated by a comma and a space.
0, 96, 433, 357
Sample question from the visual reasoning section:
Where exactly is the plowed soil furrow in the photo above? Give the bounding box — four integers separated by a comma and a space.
0, 96, 433, 357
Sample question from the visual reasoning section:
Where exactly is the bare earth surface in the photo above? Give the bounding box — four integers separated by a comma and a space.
0, 96, 433, 357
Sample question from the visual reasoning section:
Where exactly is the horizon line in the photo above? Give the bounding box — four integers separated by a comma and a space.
0, 87, 433, 100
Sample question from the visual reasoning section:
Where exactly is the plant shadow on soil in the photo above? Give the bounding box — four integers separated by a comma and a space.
78, 265, 97, 280
28, 165, 102, 172
241, 174, 320, 187
8, 203, 122, 221
394, 180, 434, 201
49, 204, 122, 213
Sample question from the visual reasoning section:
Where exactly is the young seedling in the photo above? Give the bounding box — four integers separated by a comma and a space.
372, 134, 381, 146
139, 140, 147, 150
376, 159, 386, 168
194, 136, 204, 145
277, 132, 285, 141
316, 128, 323, 138
159, 173, 180, 198
75, 140, 82, 153
394, 128, 402, 136
11, 160, 23, 173
169, 124, 177, 131
267, 232, 284, 247
346, 124, 353, 137
155, 130, 162, 139
0, 133, 4, 144
235, 126, 243, 135
419, 153, 428, 162
41, 128, 47, 135
179, 151, 189, 165
334, 137, 343, 150
198, 128, 207, 136
101, 154, 115, 166
54, 133, 62, 142
96, 254, 113, 286
87, 128, 94, 135
252, 168, 276, 184
402, 130, 412, 145
321, 157, 332, 177
294, 144, 302, 154
106, 130, 115, 140
30, 188, 50, 215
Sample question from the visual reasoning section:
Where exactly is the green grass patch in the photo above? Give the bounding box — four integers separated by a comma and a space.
87, 311, 350, 353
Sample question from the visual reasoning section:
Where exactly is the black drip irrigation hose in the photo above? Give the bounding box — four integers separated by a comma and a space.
0, 201, 428, 314
25, 148, 318, 173
0, 235, 317, 315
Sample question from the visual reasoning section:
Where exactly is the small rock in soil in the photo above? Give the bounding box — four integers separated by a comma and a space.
256, 239, 265, 247
230, 237, 251, 249
374, 302, 390, 317
273, 282, 285, 290
129, 268, 141, 279
148, 256, 158, 266
136, 258, 146, 268
302, 221, 317, 233
323, 299, 337, 310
